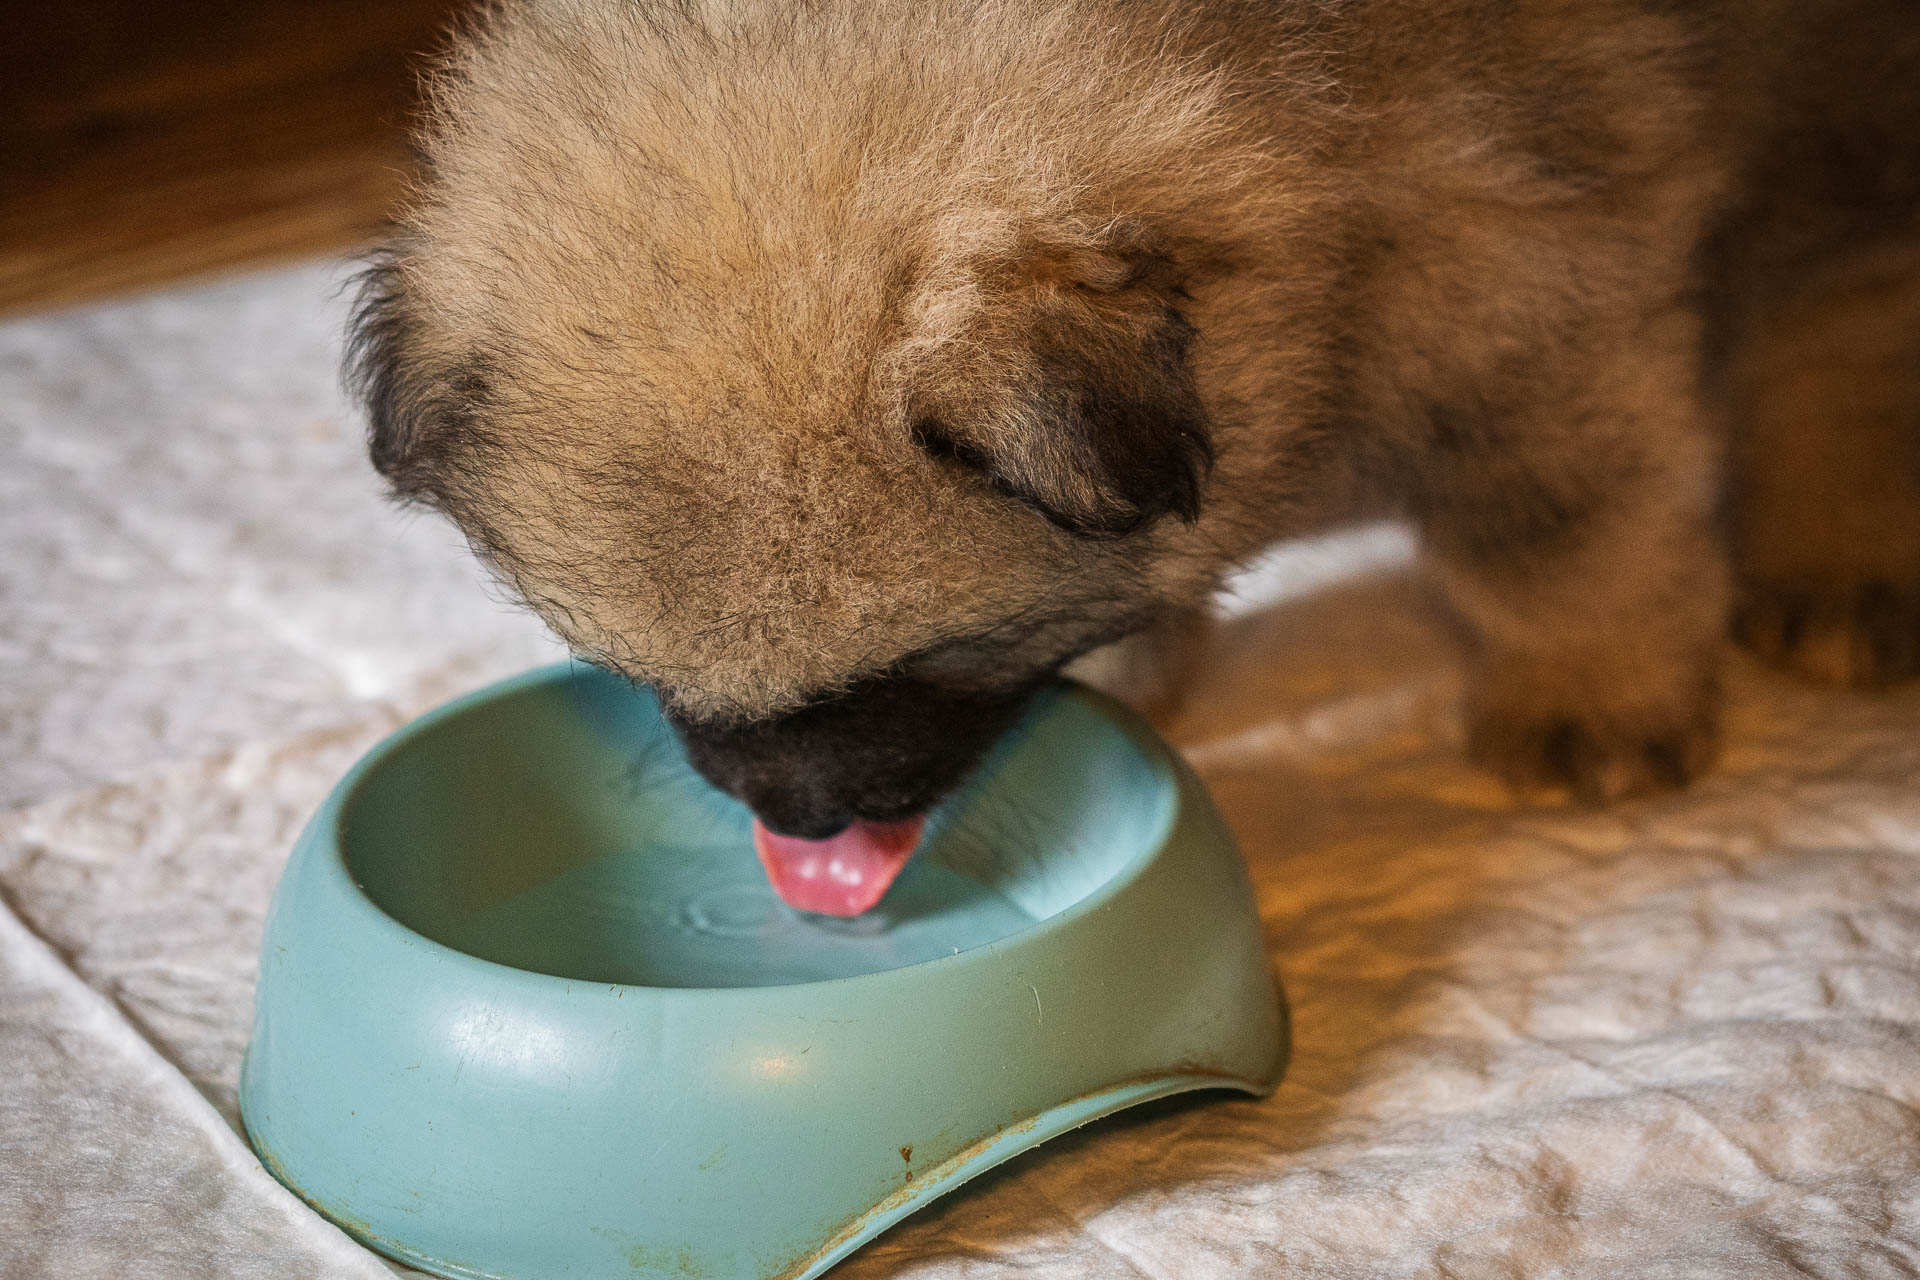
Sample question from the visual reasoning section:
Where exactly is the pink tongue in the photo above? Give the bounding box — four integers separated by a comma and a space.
751, 816, 925, 916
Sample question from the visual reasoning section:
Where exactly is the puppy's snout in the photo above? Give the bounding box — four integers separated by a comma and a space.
662, 672, 1045, 841
675, 725, 938, 839
734, 788, 853, 841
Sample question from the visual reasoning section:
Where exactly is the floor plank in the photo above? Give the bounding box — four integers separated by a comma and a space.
0, 0, 465, 314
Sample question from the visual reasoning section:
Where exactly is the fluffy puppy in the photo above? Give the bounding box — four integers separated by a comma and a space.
352, 0, 1920, 840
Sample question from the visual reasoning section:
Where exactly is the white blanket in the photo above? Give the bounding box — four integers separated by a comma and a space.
3, 264, 1916, 1279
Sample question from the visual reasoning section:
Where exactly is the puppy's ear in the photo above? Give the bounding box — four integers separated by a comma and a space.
918, 251, 1213, 538
344, 254, 485, 505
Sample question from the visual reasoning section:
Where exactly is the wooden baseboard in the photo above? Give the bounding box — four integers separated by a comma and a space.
0, 0, 465, 314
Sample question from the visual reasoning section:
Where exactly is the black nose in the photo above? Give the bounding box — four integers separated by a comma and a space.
747, 793, 852, 841
663, 671, 1047, 843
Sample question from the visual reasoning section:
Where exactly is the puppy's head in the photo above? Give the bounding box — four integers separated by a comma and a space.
351, 0, 1331, 840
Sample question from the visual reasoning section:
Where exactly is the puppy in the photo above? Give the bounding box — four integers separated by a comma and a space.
350, 0, 1920, 865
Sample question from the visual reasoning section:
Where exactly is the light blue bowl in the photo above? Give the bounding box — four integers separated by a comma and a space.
241, 664, 1285, 1279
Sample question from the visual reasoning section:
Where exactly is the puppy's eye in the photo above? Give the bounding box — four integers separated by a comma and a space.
911, 416, 991, 473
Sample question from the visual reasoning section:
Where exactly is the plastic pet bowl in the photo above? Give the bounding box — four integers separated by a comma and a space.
241, 663, 1286, 1280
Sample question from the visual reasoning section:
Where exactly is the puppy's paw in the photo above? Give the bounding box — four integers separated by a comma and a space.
1467, 680, 1719, 805
1735, 577, 1920, 689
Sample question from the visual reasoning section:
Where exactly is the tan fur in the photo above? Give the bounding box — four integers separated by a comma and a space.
354, 0, 1920, 800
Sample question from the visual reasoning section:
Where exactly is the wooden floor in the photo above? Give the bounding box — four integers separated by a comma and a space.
0, 0, 466, 315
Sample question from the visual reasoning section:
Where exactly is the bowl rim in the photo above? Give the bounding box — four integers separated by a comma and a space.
311, 661, 1193, 1000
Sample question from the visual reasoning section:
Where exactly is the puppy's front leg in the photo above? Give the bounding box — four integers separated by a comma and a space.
1415, 319, 1729, 802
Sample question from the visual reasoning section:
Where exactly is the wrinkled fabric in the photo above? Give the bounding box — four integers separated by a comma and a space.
2, 264, 1917, 1279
